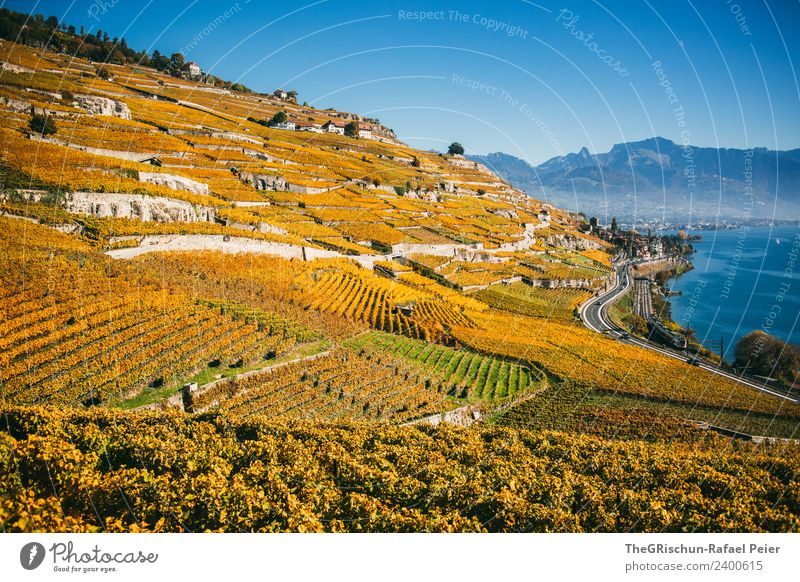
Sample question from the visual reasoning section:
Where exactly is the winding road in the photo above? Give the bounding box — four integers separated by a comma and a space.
579, 260, 799, 404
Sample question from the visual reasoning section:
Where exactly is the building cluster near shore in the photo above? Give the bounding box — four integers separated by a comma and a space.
581, 217, 668, 261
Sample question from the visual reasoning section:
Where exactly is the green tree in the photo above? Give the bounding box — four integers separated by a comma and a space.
734, 331, 799, 382
344, 121, 359, 137
610, 216, 618, 232
447, 142, 465, 155
151, 50, 170, 71
29, 113, 56, 136
269, 111, 288, 125
169, 52, 185, 73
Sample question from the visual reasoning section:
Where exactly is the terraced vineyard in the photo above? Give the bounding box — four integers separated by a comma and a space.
133, 252, 368, 340
347, 332, 544, 401
289, 264, 479, 343
0, 34, 578, 258
200, 299, 319, 343
497, 381, 706, 441
0, 217, 310, 406
195, 349, 452, 423
453, 312, 800, 421
498, 380, 800, 441
473, 283, 590, 320
291, 269, 428, 338
3, 405, 799, 533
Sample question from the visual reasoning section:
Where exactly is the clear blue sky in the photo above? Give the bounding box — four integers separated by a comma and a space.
4, 0, 800, 164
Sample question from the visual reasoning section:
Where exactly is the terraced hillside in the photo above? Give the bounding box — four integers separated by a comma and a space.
0, 217, 310, 407
347, 332, 545, 402
193, 349, 453, 423
0, 37, 614, 273
0, 21, 798, 533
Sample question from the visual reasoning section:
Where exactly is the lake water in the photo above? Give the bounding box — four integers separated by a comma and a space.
665, 225, 800, 360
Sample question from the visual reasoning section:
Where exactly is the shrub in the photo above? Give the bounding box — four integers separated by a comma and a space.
29, 114, 57, 136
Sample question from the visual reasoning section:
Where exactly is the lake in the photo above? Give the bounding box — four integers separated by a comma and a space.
665, 225, 800, 360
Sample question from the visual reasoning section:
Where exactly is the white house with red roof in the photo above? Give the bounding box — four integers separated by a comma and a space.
321, 120, 345, 135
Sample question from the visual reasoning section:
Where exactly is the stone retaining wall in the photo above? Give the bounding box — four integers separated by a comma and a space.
404, 403, 485, 427
64, 191, 215, 222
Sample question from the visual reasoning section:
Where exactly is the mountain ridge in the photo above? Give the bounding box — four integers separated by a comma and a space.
470, 137, 800, 221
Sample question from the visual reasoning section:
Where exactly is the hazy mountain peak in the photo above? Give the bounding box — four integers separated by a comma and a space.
470, 139, 800, 220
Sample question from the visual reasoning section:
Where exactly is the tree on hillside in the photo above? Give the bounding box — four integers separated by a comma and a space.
169, 52, 185, 74
269, 110, 288, 125
151, 50, 170, 71
610, 216, 618, 232
29, 113, 56, 136
448, 142, 465, 155
344, 121, 359, 137
96, 66, 110, 80
734, 331, 799, 383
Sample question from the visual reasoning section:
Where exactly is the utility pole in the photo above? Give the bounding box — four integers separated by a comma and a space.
699, 337, 725, 364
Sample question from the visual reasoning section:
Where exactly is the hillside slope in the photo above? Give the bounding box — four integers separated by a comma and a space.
1, 29, 799, 533
2, 406, 799, 532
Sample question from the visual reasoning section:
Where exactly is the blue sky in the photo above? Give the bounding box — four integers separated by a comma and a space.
4, 0, 800, 164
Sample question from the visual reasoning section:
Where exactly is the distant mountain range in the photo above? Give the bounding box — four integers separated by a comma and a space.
470, 137, 800, 221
